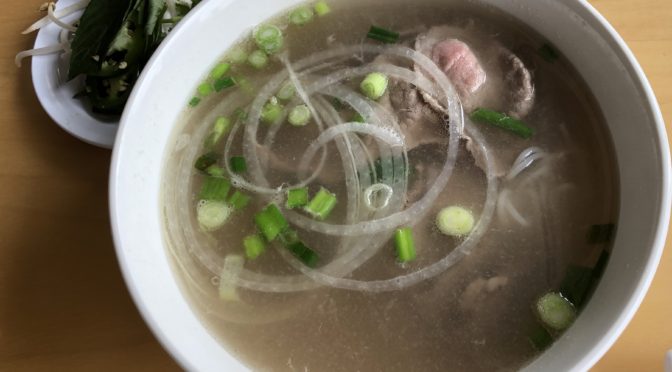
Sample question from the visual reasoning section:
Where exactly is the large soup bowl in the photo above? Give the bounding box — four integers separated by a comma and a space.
110, 0, 670, 370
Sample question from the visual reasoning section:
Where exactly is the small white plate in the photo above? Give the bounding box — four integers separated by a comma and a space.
31, 0, 118, 149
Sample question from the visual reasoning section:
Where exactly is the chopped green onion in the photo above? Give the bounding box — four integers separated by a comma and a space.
205, 164, 226, 178
535, 292, 576, 331
244, 235, 266, 260
199, 176, 231, 201
353, 112, 366, 123
261, 99, 284, 124
285, 240, 319, 267
214, 76, 236, 92
209, 62, 231, 80
587, 223, 615, 244
197, 200, 234, 232
229, 190, 251, 210
592, 250, 610, 280
314, 1, 331, 16
331, 97, 346, 111
470, 108, 534, 139
219, 255, 244, 301
230, 156, 247, 173
253, 24, 284, 55
229, 47, 248, 64
188, 97, 201, 107
234, 76, 254, 94
198, 82, 213, 97
304, 187, 337, 220
436, 206, 474, 237
254, 203, 289, 241
234, 107, 248, 121
289, 6, 314, 25
194, 151, 219, 171
288, 104, 311, 126
360, 72, 388, 100
286, 187, 309, 209
559, 265, 593, 308
277, 81, 296, 101
204, 117, 232, 148
279, 229, 300, 246
367, 25, 399, 44
248, 49, 269, 69
394, 227, 416, 262
539, 43, 560, 63
527, 323, 554, 351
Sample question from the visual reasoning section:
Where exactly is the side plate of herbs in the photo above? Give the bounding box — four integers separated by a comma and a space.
17, 0, 197, 148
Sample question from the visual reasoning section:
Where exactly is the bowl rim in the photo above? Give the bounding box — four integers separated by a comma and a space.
109, 0, 670, 370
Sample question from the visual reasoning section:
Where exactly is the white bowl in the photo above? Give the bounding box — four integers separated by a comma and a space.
110, 0, 671, 371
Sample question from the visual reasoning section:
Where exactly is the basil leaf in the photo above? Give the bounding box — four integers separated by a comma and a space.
68, 0, 134, 79
145, 0, 166, 37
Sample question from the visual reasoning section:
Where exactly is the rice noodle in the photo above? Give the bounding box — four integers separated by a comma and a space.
497, 189, 529, 226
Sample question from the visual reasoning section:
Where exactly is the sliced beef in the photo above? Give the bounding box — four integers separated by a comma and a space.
431, 39, 487, 97
415, 25, 535, 119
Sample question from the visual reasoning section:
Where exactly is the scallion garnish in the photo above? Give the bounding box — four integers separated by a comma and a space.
254, 204, 289, 241
286, 187, 309, 209
205, 165, 226, 178
194, 151, 219, 171
230, 156, 247, 173
197, 200, 233, 232
244, 234, 266, 260
188, 97, 201, 107
204, 117, 232, 148
248, 49, 269, 69
261, 99, 284, 124
587, 223, 615, 244
470, 108, 534, 139
289, 6, 314, 25
314, 1, 331, 17
197, 82, 213, 97
304, 187, 337, 220
367, 25, 399, 44
209, 62, 231, 80
229, 190, 251, 210
234, 107, 248, 121
535, 292, 576, 331
253, 24, 284, 55
214, 76, 236, 92
539, 43, 560, 63
394, 227, 416, 263
199, 176, 231, 201
288, 104, 311, 126
277, 81, 296, 101
219, 254, 244, 301
353, 112, 366, 123
285, 240, 319, 267
559, 265, 593, 308
331, 97, 346, 111
229, 47, 248, 65
360, 72, 388, 100
436, 206, 474, 237
527, 323, 554, 351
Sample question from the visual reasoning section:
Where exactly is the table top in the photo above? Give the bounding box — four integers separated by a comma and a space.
0, 1, 670, 371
